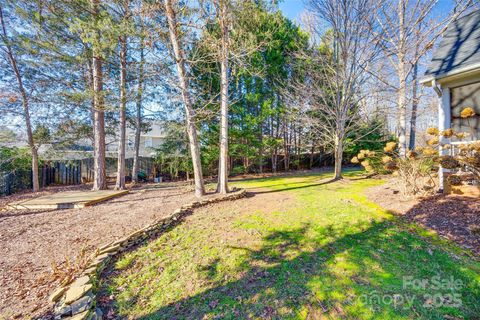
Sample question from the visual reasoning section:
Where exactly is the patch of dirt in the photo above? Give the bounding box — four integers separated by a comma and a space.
366, 178, 480, 257
188, 188, 295, 245
365, 178, 420, 215
0, 183, 219, 319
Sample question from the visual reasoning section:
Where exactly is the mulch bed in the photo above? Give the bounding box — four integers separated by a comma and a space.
367, 179, 480, 257
0, 182, 218, 319
404, 195, 480, 255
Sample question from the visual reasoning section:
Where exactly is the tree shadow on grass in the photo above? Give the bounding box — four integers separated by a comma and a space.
103, 219, 480, 320
252, 178, 337, 194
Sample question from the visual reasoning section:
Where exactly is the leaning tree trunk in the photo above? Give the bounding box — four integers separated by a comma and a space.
0, 5, 39, 192
216, 0, 229, 194
91, 0, 107, 190
132, 29, 145, 184
164, 0, 205, 197
115, 34, 127, 190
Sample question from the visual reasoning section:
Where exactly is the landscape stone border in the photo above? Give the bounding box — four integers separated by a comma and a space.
49, 188, 247, 319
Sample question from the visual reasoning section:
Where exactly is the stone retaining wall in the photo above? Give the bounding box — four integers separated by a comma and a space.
49, 189, 247, 319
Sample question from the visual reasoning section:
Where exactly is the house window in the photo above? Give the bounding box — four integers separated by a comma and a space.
145, 137, 153, 148
450, 81, 480, 141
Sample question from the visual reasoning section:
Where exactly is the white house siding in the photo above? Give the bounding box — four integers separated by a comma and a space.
438, 86, 451, 191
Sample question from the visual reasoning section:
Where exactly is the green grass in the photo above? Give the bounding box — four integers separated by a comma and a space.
101, 171, 480, 319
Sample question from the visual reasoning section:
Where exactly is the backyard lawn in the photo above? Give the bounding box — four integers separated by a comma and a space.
99, 171, 480, 319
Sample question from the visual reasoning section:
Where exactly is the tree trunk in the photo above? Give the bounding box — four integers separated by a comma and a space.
258, 113, 263, 173
398, 70, 407, 156
216, 0, 229, 194
397, 0, 407, 157
309, 143, 315, 169
409, 39, 419, 150
293, 123, 297, 169
296, 124, 301, 169
115, 34, 127, 190
84, 43, 96, 154
132, 29, 144, 184
272, 149, 277, 173
258, 142, 263, 173
92, 0, 107, 190
257, 86, 263, 173
334, 132, 343, 180
283, 119, 289, 171
0, 5, 39, 192
164, 0, 205, 197
31, 146, 40, 191
272, 114, 279, 173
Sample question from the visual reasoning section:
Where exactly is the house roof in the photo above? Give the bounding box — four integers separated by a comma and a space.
422, 10, 480, 85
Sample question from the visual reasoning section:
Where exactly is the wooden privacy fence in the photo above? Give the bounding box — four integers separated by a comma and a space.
0, 170, 32, 196
0, 157, 156, 195
80, 157, 154, 182
44, 161, 82, 186
0, 161, 82, 196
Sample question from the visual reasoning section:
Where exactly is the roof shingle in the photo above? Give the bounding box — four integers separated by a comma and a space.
424, 10, 480, 81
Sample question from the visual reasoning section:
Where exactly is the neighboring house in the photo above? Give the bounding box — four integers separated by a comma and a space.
43, 120, 165, 160
37, 121, 165, 179
421, 9, 480, 191
124, 121, 165, 158
2, 121, 164, 180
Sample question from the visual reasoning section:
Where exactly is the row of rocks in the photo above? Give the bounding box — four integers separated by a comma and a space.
49, 189, 247, 319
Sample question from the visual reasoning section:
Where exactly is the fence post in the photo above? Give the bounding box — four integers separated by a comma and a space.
77, 162, 81, 184
72, 165, 76, 184
49, 166, 53, 185
42, 164, 46, 188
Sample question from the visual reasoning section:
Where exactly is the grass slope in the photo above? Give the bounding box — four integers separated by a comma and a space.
100, 171, 480, 319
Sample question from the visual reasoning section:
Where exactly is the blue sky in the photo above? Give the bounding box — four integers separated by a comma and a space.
279, 0, 460, 24
279, 0, 305, 22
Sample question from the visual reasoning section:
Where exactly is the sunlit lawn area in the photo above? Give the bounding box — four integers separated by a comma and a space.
100, 171, 480, 319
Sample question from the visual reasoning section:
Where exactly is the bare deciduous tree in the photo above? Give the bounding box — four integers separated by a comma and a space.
372, 0, 474, 156
302, 0, 379, 179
